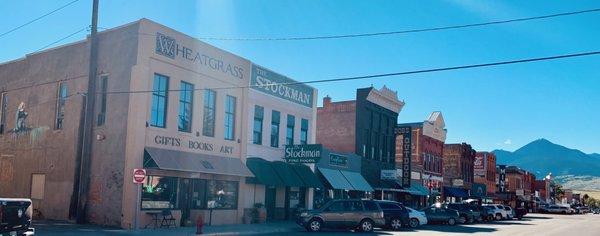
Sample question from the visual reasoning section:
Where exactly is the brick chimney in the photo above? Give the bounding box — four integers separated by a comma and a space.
323, 95, 332, 107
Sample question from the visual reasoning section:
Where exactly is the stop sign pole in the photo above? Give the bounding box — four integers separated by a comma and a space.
132, 169, 146, 231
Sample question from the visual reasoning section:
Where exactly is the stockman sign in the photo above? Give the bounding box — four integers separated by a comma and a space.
284, 144, 322, 163
396, 126, 412, 188
251, 64, 314, 108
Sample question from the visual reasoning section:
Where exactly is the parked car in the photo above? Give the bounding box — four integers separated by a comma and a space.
297, 199, 385, 232
421, 206, 460, 226
575, 206, 589, 214
545, 205, 573, 214
593, 208, 600, 214
0, 198, 34, 236
405, 207, 428, 228
373, 200, 409, 231
503, 206, 514, 219
483, 204, 509, 220
514, 206, 527, 220
482, 205, 498, 221
444, 203, 475, 224
466, 204, 486, 222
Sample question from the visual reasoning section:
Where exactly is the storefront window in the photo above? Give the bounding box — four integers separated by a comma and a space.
207, 180, 238, 209
142, 176, 178, 209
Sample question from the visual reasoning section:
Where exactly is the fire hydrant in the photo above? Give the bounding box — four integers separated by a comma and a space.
196, 215, 204, 234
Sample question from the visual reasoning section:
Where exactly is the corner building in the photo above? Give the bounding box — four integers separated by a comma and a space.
0, 19, 317, 228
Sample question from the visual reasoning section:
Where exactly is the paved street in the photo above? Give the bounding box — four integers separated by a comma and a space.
34, 213, 599, 236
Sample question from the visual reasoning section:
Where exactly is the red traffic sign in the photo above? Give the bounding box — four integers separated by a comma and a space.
133, 169, 146, 184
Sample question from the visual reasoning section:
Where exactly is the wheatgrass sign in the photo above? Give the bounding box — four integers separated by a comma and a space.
251, 64, 314, 108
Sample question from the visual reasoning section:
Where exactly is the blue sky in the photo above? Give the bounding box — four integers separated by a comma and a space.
1, 0, 599, 153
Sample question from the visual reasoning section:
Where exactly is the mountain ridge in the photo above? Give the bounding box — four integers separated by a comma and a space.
492, 138, 600, 177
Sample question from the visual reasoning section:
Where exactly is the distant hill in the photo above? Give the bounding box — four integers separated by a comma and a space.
492, 138, 600, 177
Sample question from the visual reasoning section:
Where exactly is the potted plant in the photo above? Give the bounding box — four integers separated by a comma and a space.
251, 203, 266, 223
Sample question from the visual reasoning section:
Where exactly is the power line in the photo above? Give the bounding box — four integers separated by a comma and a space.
99, 50, 600, 95
0, 0, 81, 40
35, 27, 88, 52
180, 8, 600, 41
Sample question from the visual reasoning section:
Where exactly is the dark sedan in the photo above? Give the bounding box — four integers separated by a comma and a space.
0, 198, 34, 236
373, 200, 410, 231
421, 206, 460, 226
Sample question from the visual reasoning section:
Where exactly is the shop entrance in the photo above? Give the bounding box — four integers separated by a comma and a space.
178, 178, 192, 226
265, 186, 277, 220
178, 178, 207, 226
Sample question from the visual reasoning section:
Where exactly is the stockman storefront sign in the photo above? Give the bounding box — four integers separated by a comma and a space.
284, 144, 322, 163
251, 64, 314, 108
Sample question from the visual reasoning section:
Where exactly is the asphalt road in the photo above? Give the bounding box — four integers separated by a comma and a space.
279, 213, 600, 236
33, 213, 599, 235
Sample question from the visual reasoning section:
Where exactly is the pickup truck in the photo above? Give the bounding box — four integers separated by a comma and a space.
0, 198, 34, 236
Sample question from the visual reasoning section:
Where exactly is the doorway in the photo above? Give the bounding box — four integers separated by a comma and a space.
265, 186, 277, 220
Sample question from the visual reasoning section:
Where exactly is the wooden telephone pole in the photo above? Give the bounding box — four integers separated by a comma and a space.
76, 0, 99, 224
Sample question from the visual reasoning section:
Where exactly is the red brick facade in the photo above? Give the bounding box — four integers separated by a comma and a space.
443, 143, 475, 190
316, 97, 356, 153
474, 152, 497, 195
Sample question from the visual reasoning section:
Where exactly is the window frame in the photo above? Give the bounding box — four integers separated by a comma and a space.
178, 81, 194, 132
253, 105, 264, 145
97, 75, 108, 126
270, 110, 280, 148
202, 89, 217, 137
286, 114, 295, 145
300, 118, 308, 145
149, 74, 169, 128
224, 95, 236, 140
55, 82, 68, 130
0, 92, 7, 134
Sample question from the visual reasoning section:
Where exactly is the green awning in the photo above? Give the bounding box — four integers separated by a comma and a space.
406, 180, 430, 196
246, 158, 285, 186
271, 161, 305, 187
291, 164, 323, 188
318, 168, 354, 190
340, 170, 373, 192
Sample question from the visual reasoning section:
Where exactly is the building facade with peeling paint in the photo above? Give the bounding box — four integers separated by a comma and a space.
0, 19, 319, 229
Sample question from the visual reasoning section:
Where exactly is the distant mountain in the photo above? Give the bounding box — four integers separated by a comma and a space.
492, 138, 600, 177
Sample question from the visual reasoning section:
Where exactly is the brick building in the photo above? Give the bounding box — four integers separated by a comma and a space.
316, 86, 404, 199
474, 152, 497, 197
442, 143, 476, 202
396, 112, 446, 206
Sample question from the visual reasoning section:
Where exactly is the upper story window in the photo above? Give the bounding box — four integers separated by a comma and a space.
178, 81, 194, 132
224, 95, 236, 140
202, 89, 216, 137
0, 93, 7, 134
286, 115, 295, 145
149, 74, 169, 128
97, 75, 108, 126
253, 106, 264, 145
270, 110, 280, 147
55, 82, 68, 130
300, 118, 308, 145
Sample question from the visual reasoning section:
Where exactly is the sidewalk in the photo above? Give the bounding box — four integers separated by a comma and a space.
139, 221, 300, 236
34, 220, 301, 236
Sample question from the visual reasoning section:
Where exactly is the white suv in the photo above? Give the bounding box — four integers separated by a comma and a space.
483, 204, 509, 220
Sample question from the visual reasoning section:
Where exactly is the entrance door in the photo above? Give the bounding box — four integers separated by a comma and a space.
178, 179, 192, 226
265, 186, 277, 220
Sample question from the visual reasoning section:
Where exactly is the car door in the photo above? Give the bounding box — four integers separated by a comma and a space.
321, 200, 346, 228
342, 200, 364, 227
425, 207, 439, 222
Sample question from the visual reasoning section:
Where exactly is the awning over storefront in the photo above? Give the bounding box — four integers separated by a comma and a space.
444, 186, 470, 198
271, 161, 305, 187
291, 164, 324, 189
339, 170, 374, 192
318, 168, 354, 190
245, 158, 285, 186
406, 180, 430, 196
144, 147, 253, 177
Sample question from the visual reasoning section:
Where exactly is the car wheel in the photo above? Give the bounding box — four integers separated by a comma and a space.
306, 218, 322, 232
359, 219, 374, 232
390, 218, 403, 231
409, 218, 420, 228
448, 218, 456, 226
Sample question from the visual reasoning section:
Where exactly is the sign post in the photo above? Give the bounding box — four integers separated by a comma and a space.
132, 169, 146, 231
396, 126, 412, 188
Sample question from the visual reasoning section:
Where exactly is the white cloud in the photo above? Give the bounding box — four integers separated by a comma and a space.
504, 139, 512, 145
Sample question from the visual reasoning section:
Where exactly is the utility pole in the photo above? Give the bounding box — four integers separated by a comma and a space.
76, 0, 99, 224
